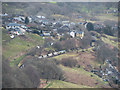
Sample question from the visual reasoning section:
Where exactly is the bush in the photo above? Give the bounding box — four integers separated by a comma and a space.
28, 58, 64, 82
61, 58, 78, 68
53, 42, 63, 51
86, 22, 94, 31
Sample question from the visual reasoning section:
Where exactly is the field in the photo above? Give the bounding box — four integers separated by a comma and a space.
44, 80, 91, 88
100, 34, 118, 48
59, 65, 109, 88
2, 30, 44, 66
95, 13, 117, 22
51, 51, 110, 88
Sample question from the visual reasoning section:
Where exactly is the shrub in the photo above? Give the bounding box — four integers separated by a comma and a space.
86, 22, 94, 31
61, 58, 78, 68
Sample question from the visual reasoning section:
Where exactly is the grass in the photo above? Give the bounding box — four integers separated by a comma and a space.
104, 34, 117, 39
101, 36, 118, 48
26, 33, 44, 44
49, 2, 57, 4
52, 14, 69, 20
59, 65, 108, 87
44, 80, 91, 88
44, 47, 55, 52
53, 53, 77, 60
96, 13, 117, 22
10, 54, 25, 67
3, 36, 34, 59
3, 32, 44, 66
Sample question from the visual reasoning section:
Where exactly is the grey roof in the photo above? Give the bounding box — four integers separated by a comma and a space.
7, 23, 21, 26
76, 31, 83, 34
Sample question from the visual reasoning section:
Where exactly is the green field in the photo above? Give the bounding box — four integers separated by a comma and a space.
3, 30, 44, 66
44, 80, 91, 88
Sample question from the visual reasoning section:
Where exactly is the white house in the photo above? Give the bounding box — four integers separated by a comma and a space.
48, 53, 53, 57
37, 15, 45, 19
53, 52, 58, 55
13, 16, 25, 22
43, 55, 47, 58
6, 23, 21, 30
70, 31, 75, 38
0, 13, 8, 17
38, 56, 43, 59
10, 35, 15, 39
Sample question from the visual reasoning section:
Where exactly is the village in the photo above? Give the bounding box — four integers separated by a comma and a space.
2, 13, 85, 39
1, 2, 119, 88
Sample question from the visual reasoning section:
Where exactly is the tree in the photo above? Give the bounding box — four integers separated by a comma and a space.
61, 58, 78, 68
64, 39, 76, 50
2, 58, 36, 88
86, 22, 94, 31
25, 17, 29, 24
103, 25, 114, 36
53, 42, 63, 51
96, 45, 117, 64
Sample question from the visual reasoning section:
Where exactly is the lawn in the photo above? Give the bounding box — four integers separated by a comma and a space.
44, 80, 91, 88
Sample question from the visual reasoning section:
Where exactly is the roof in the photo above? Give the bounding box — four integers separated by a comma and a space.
43, 32, 50, 36
76, 31, 83, 34
7, 23, 21, 26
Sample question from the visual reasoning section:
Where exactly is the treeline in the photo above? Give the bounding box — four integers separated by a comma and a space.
3, 2, 118, 17
2, 57, 64, 88
87, 22, 118, 36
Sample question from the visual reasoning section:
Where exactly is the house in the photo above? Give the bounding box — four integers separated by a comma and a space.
19, 27, 26, 33
6, 23, 21, 30
21, 25, 28, 30
62, 21, 69, 24
13, 16, 25, 23
69, 30, 84, 39
36, 46, 40, 49
28, 16, 32, 23
37, 15, 45, 19
70, 31, 75, 38
48, 53, 53, 57
42, 31, 51, 36
9, 27, 26, 36
10, 35, 15, 39
53, 52, 58, 56
75, 31, 84, 39
43, 55, 47, 58
38, 56, 43, 59
42, 19, 49, 25
59, 50, 66, 54
90, 40, 96, 47
0, 13, 8, 17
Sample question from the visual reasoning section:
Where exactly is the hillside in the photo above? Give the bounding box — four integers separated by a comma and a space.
2, 28, 44, 66
2, 2, 119, 89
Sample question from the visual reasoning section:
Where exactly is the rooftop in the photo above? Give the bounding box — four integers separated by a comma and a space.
7, 23, 21, 26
